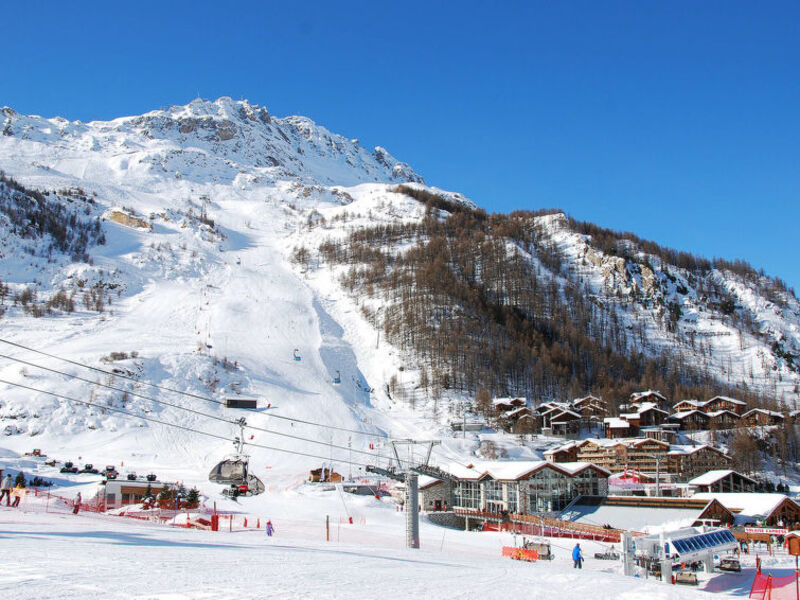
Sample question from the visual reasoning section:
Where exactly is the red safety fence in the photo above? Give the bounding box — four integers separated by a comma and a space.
455, 508, 628, 543
750, 572, 800, 600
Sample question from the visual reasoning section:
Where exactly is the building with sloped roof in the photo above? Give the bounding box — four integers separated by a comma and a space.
687, 470, 756, 493
447, 460, 609, 515
560, 495, 736, 532
692, 493, 800, 527
667, 445, 732, 481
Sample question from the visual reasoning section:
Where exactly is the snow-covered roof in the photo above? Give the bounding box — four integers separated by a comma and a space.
550, 408, 582, 419
418, 475, 442, 489
560, 501, 703, 533
603, 418, 630, 428
572, 395, 604, 406
742, 408, 784, 419
705, 396, 746, 406
668, 444, 724, 456
688, 470, 754, 486
543, 441, 579, 455
491, 397, 526, 406
577, 437, 670, 449
630, 390, 666, 402
539, 402, 570, 414
692, 493, 797, 519
706, 410, 740, 418
635, 402, 669, 415
445, 460, 609, 481
505, 406, 532, 417
673, 399, 701, 409
669, 410, 709, 420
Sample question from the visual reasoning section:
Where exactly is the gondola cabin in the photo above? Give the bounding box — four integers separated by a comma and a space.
225, 398, 258, 409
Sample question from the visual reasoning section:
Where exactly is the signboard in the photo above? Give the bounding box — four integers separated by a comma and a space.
744, 527, 789, 536
788, 537, 800, 556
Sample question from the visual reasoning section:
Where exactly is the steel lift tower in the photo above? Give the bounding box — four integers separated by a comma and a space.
390, 439, 440, 549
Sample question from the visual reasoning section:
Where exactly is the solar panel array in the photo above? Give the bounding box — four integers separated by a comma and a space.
670, 530, 737, 555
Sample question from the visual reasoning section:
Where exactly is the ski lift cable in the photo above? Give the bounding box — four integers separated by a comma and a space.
0, 377, 233, 444
0, 338, 387, 439
0, 353, 396, 462
0, 378, 382, 469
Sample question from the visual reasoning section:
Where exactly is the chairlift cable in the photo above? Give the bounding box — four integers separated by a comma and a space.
0, 353, 395, 461
0, 378, 381, 468
0, 338, 387, 438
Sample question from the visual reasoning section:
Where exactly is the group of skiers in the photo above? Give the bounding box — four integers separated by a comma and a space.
2, 473, 83, 513
1, 473, 26, 508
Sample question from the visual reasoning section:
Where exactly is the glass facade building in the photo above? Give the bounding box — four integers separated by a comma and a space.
452, 463, 608, 515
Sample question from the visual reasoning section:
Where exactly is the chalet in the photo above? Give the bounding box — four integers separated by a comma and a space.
629, 390, 668, 409
702, 395, 747, 416
693, 493, 800, 528
543, 441, 579, 463
706, 410, 741, 429
688, 470, 757, 494
667, 445, 732, 481
505, 408, 539, 434
640, 425, 679, 444
673, 399, 702, 413
540, 404, 582, 435
549, 408, 582, 436
448, 460, 609, 516
741, 408, 785, 427
620, 402, 669, 428
603, 417, 632, 439
492, 397, 526, 414
668, 410, 710, 431
572, 395, 607, 419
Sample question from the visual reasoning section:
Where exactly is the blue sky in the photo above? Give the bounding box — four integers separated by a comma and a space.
2, 2, 798, 290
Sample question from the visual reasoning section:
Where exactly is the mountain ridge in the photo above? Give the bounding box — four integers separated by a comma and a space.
0, 98, 796, 477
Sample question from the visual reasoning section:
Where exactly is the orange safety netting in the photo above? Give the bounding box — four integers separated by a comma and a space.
750, 572, 800, 600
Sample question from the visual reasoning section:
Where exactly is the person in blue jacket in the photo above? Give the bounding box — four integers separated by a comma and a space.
572, 543, 583, 569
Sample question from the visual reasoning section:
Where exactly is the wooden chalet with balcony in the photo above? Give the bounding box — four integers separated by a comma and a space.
702, 395, 748, 416
741, 408, 785, 427
668, 410, 711, 431
629, 390, 668, 410
667, 445, 732, 481
706, 410, 741, 429
673, 399, 703, 413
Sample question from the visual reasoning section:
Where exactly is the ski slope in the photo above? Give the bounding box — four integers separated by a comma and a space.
0, 502, 749, 600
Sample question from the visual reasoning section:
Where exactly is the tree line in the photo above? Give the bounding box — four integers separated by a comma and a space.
317, 191, 776, 414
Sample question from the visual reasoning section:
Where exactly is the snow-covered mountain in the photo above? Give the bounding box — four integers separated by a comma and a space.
0, 97, 797, 487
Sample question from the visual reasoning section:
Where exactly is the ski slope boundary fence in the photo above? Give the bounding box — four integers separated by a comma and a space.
9, 487, 256, 532
749, 571, 800, 600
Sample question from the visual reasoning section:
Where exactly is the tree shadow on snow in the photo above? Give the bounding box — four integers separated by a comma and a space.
0, 529, 242, 550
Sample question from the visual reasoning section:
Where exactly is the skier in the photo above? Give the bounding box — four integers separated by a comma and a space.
0, 474, 12, 506
572, 543, 584, 569
73, 492, 82, 515
265, 520, 274, 537
11, 484, 25, 508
